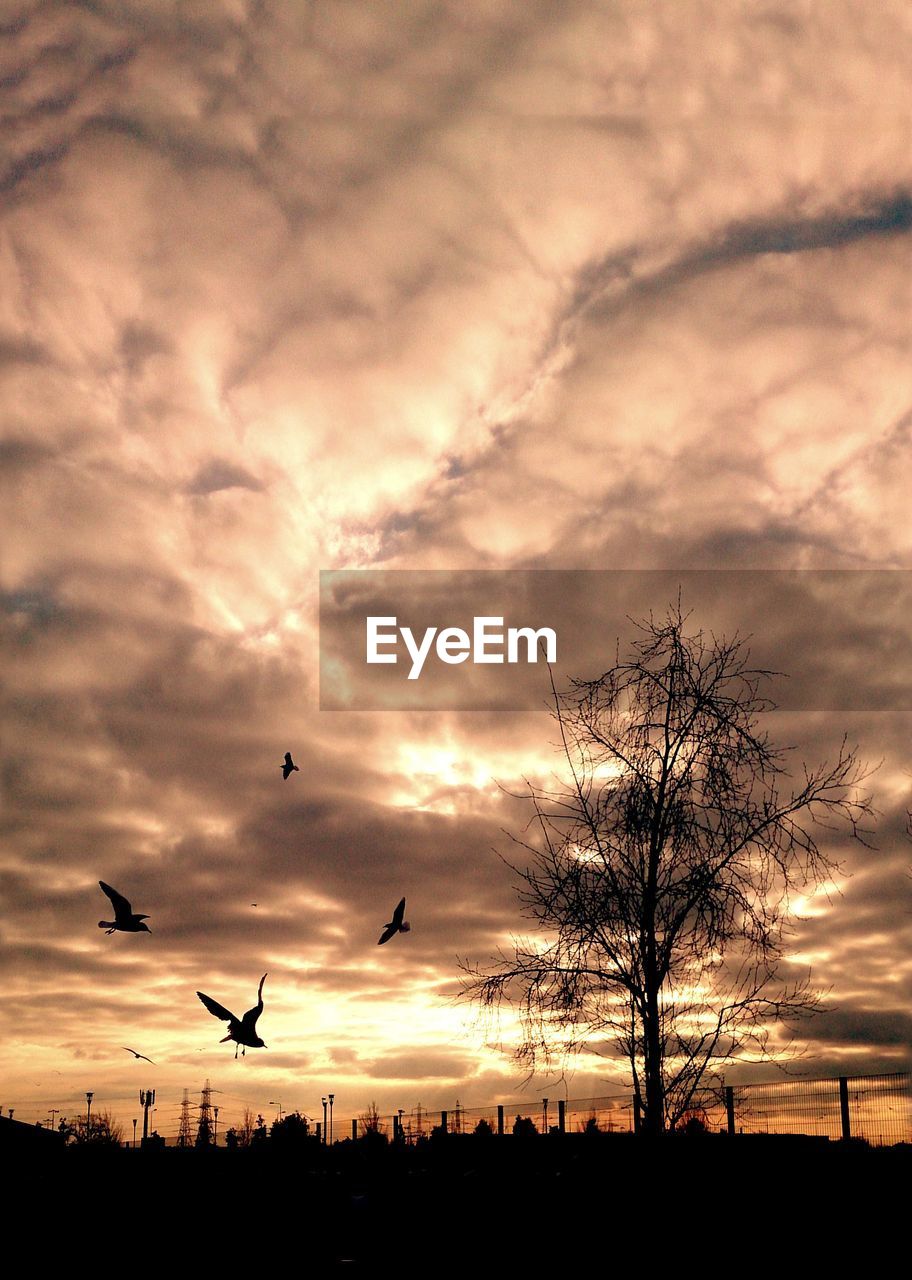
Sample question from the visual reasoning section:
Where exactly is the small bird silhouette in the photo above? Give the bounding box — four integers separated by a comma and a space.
378, 897, 410, 946
281, 751, 299, 780
98, 882, 151, 934
197, 974, 268, 1058
122, 1047, 155, 1064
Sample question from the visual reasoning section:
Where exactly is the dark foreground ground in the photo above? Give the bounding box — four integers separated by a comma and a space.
6, 1132, 908, 1270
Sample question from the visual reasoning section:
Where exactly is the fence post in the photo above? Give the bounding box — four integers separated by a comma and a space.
558, 1100, 566, 1134
839, 1077, 851, 1140
725, 1086, 736, 1136
351, 1118, 357, 1141
497, 1104, 504, 1136
633, 1094, 641, 1134
440, 1110, 448, 1134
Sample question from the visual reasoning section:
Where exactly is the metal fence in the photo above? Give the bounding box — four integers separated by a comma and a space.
342, 1071, 911, 1147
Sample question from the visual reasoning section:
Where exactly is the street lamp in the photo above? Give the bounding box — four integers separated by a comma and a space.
132, 1118, 137, 1150
328, 1094, 334, 1145
269, 1100, 284, 1122
214, 1105, 219, 1147
322, 1096, 327, 1144
86, 1091, 94, 1137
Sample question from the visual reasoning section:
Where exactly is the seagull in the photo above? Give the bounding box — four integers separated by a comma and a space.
197, 974, 268, 1058
98, 882, 151, 934
378, 896, 410, 946
281, 751, 299, 780
122, 1047, 156, 1064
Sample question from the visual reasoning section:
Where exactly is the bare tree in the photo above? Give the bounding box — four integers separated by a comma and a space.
235, 1107, 256, 1148
66, 1108, 125, 1146
462, 602, 875, 1135
358, 1100, 387, 1140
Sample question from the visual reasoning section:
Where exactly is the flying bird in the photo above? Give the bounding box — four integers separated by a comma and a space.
197, 974, 268, 1058
122, 1047, 156, 1064
98, 882, 151, 935
378, 896, 410, 946
281, 751, 299, 780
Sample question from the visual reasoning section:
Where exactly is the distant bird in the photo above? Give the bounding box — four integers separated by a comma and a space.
98, 882, 151, 934
281, 751, 299, 780
250, 903, 258, 908
122, 1047, 155, 1065
378, 896, 410, 946
197, 973, 268, 1058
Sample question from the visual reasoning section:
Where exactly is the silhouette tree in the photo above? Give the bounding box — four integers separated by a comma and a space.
462, 602, 874, 1135
358, 1101, 387, 1142
251, 1114, 268, 1146
65, 1109, 125, 1146
234, 1107, 256, 1148
271, 1111, 313, 1146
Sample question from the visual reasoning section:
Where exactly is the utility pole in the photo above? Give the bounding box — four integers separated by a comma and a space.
177, 1089, 192, 1147
48, 1108, 60, 1131
196, 1080, 213, 1147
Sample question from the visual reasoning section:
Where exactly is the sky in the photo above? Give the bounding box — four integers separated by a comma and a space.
1, 0, 910, 1140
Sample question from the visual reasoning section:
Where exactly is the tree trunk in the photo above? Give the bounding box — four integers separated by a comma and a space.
642, 985, 665, 1134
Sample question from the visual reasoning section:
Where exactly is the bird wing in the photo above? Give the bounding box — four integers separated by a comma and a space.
122, 1047, 155, 1064
282, 763, 292, 779
377, 923, 397, 945
241, 974, 267, 1030
197, 992, 237, 1023
391, 897, 406, 928
284, 752, 293, 765
99, 881, 132, 919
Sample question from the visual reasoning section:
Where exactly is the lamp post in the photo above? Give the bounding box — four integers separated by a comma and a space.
86, 1091, 94, 1138
322, 1097, 327, 1144
328, 1094, 334, 1145
132, 1118, 137, 1149
214, 1105, 219, 1147
269, 1100, 284, 1122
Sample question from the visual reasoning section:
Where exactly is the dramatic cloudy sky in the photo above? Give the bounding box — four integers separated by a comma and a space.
2, 1, 910, 1138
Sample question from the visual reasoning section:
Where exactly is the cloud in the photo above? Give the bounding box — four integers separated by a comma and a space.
0, 0, 910, 1135
186, 458, 264, 495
